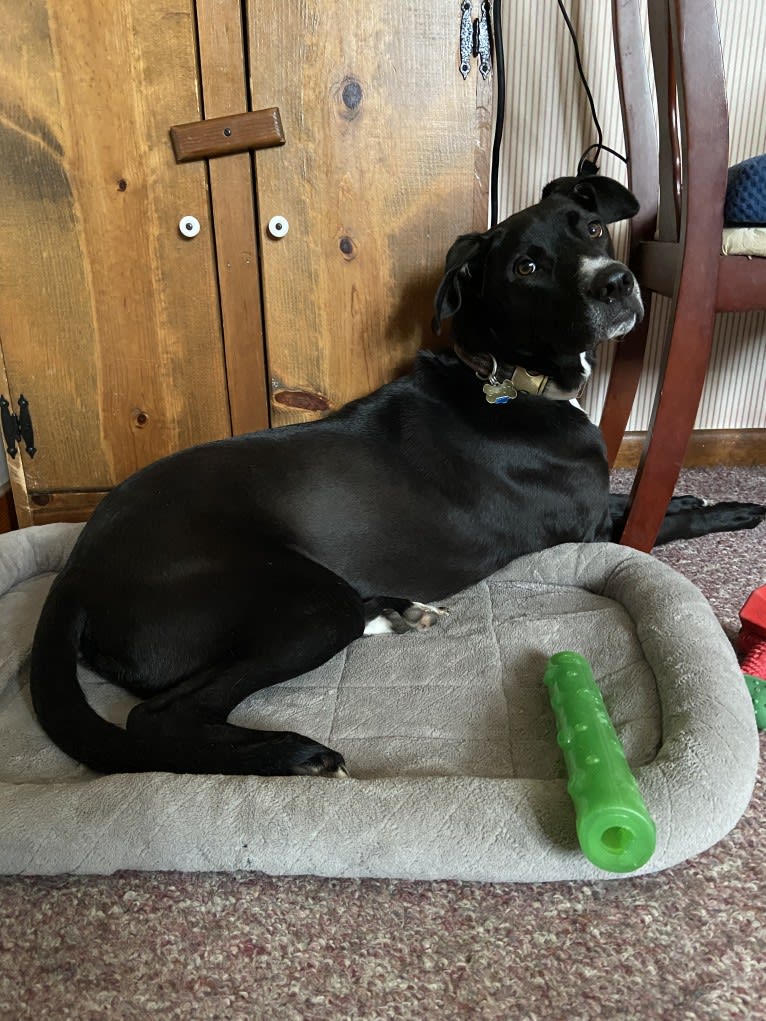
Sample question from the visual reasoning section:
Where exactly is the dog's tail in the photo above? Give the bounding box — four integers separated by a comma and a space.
30, 571, 139, 773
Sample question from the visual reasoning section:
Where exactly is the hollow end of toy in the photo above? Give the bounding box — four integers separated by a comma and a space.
577, 807, 657, 874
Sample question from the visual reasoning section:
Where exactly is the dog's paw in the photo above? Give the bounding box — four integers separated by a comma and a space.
284, 738, 350, 778
689, 500, 766, 536
667, 494, 708, 512
367, 602, 450, 635
400, 602, 450, 631
711, 501, 766, 531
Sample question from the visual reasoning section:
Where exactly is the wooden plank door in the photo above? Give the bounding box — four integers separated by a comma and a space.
247, 0, 492, 425
0, 0, 232, 524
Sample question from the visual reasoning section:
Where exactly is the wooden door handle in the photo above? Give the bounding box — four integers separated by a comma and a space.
169, 108, 285, 163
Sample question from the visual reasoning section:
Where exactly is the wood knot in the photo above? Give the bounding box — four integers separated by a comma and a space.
273, 389, 331, 412
342, 79, 363, 110
338, 235, 357, 260
335, 76, 364, 121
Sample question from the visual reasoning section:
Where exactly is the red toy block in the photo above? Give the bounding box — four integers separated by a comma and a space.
739, 585, 766, 680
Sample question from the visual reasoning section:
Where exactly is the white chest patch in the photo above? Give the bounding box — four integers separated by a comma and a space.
568, 354, 592, 418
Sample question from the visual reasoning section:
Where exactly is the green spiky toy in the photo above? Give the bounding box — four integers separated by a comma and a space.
744, 674, 766, 731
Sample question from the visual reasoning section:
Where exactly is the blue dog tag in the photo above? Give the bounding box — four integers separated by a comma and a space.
483, 380, 518, 404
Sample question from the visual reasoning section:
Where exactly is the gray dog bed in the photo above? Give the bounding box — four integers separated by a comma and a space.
0, 523, 759, 881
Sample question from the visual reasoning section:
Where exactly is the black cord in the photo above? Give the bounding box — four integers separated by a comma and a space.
490, 0, 506, 226
579, 142, 629, 171
555, 0, 627, 175
488, 0, 625, 219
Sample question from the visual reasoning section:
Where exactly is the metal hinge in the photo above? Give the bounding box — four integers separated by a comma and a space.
1, 394, 36, 459
460, 0, 492, 80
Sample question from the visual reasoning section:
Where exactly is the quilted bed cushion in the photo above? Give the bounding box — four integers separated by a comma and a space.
0, 524, 759, 881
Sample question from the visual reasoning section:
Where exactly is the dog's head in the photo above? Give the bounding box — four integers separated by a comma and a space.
433, 176, 644, 368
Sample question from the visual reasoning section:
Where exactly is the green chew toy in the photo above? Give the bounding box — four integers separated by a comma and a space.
744, 674, 766, 730
544, 651, 657, 873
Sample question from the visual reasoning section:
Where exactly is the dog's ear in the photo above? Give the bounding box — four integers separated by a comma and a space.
432, 232, 490, 335
542, 175, 639, 223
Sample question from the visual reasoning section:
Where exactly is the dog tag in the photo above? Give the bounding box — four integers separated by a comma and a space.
483, 379, 518, 404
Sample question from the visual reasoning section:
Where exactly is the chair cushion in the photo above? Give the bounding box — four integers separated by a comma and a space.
725, 154, 766, 226
722, 226, 766, 257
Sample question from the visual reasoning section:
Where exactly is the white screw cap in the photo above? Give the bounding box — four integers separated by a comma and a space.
179, 215, 201, 238
268, 215, 289, 238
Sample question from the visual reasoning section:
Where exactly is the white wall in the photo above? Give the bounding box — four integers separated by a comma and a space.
497, 0, 766, 430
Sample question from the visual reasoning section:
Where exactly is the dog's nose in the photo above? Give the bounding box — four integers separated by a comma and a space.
590, 265, 635, 303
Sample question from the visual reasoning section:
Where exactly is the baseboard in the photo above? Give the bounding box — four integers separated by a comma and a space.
613, 429, 766, 469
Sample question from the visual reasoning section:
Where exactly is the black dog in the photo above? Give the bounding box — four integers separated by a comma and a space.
30, 176, 765, 777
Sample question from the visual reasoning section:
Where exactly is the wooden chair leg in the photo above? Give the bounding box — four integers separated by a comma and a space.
599, 293, 653, 467
617, 291, 716, 551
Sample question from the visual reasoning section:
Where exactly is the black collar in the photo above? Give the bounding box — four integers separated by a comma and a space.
453, 345, 585, 403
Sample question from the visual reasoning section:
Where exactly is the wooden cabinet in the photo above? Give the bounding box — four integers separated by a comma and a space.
0, 0, 490, 525
248, 0, 492, 426
0, 0, 236, 523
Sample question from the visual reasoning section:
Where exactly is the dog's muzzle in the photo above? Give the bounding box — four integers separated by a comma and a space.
581, 257, 644, 339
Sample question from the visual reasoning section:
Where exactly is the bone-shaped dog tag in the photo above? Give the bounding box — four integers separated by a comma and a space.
483, 379, 518, 404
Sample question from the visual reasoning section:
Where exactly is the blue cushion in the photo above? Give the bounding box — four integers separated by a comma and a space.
725, 154, 766, 226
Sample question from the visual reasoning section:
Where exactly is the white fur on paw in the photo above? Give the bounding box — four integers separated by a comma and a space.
363, 615, 396, 636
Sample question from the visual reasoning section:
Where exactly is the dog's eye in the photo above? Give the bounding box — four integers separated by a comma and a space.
514, 258, 537, 277
587, 221, 604, 238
